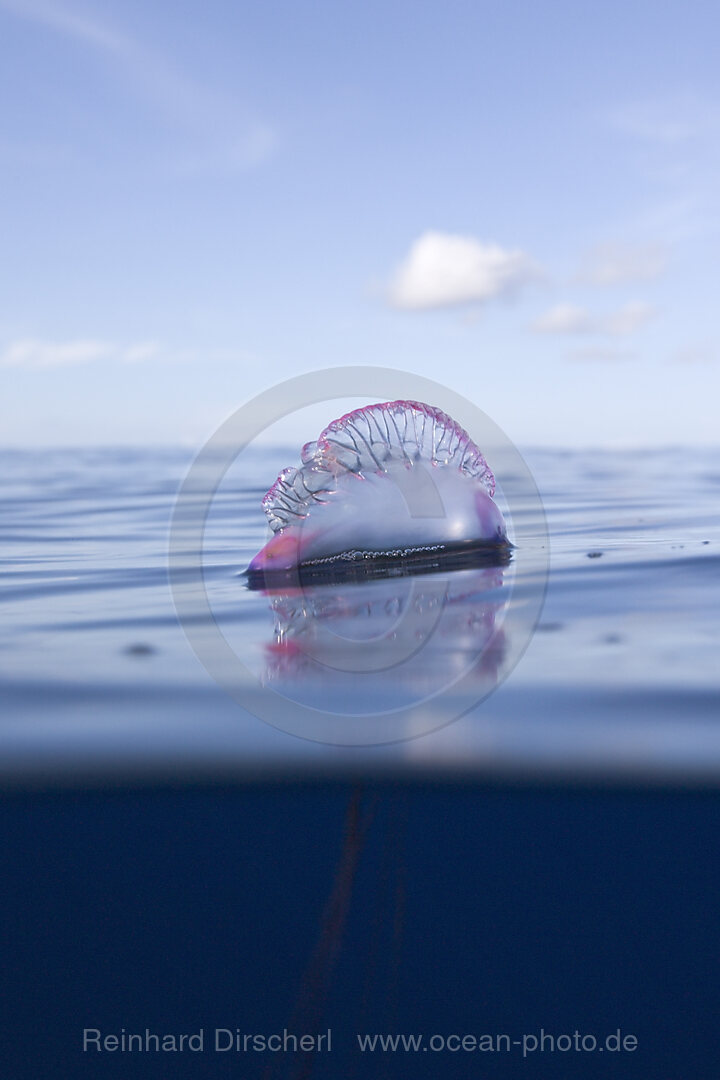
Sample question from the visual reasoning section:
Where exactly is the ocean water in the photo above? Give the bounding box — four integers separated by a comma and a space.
3, 447, 720, 1080
1, 444, 718, 785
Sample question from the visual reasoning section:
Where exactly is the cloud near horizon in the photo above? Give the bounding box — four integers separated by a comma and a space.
532, 304, 593, 335
670, 343, 717, 364
0, 339, 162, 369
568, 346, 636, 363
579, 242, 667, 285
533, 301, 656, 337
386, 231, 538, 310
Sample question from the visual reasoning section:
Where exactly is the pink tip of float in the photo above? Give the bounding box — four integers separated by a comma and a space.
265, 639, 303, 656
247, 531, 302, 574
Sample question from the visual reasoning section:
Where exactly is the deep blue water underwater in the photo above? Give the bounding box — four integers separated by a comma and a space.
1, 445, 720, 1078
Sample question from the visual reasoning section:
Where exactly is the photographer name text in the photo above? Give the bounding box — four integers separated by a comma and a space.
82, 1028, 331, 1053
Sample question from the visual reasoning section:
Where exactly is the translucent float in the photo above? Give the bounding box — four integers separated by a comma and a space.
246, 400, 510, 585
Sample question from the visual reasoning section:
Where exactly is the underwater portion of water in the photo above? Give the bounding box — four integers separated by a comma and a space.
1, 445, 718, 784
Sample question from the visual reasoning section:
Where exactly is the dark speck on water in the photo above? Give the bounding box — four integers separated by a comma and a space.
123, 643, 156, 657
587, 550, 604, 558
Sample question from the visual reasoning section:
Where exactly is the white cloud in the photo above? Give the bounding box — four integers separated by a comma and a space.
0, 339, 162, 369
386, 231, 538, 310
568, 347, 636, 363
533, 304, 593, 334
579, 242, 667, 285
122, 341, 162, 364
533, 301, 656, 337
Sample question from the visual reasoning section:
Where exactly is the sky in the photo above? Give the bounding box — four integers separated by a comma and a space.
1, 0, 718, 448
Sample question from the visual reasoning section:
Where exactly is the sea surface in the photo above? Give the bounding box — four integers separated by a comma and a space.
3, 446, 720, 1080
1, 444, 718, 785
